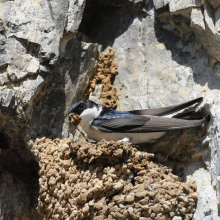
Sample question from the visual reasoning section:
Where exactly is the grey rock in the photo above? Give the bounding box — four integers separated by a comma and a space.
207, 0, 220, 9
215, 7, 220, 33
169, 0, 204, 13
191, 8, 205, 31
183, 162, 218, 219
47, 0, 69, 36
0, 0, 91, 218
5, 0, 64, 63
213, 62, 220, 77
72, 43, 102, 103
62, 41, 101, 138
142, 0, 154, 16
190, 3, 220, 62
0, 1, 13, 21
22, 75, 44, 105
0, 88, 17, 109
95, 0, 135, 7
0, 21, 9, 68
39, 64, 52, 73
7, 38, 40, 81
0, 72, 9, 85
153, 0, 170, 9
0, 170, 40, 220
204, 2, 215, 34
2, 0, 220, 218
89, 84, 104, 105
22, 37, 101, 140
65, 0, 86, 33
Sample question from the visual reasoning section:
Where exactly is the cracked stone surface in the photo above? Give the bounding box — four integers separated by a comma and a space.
1, 0, 220, 219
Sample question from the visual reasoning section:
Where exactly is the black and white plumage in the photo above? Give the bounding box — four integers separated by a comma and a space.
68, 97, 209, 144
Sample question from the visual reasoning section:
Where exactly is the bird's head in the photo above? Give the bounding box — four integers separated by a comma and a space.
68, 100, 100, 126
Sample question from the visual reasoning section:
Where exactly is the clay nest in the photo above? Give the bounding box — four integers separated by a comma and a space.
30, 139, 198, 220
83, 47, 118, 109
69, 113, 82, 127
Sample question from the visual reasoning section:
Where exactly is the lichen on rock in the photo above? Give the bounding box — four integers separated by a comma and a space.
31, 138, 198, 220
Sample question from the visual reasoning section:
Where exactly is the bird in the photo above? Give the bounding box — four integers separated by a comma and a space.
68, 97, 209, 144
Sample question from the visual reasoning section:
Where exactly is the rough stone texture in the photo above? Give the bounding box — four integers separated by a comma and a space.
169, 0, 204, 14
94, 0, 144, 7
207, 0, 220, 9
66, 0, 86, 33
0, 88, 17, 109
190, 3, 220, 62
0, 0, 101, 219
153, 0, 170, 9
1, 0, 220, 219
0, 160, 39, 220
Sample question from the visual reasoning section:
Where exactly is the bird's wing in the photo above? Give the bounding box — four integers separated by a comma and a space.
92, 114, 209, 133
129, 97, 203, 116
92, 115, 151, 133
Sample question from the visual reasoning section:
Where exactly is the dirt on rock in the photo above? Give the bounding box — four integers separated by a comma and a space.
30, 138, 198, 220
83, 47, 118, 109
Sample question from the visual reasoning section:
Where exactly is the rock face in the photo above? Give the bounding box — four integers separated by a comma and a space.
0, 0, 100, 219
1, 0, 220, 219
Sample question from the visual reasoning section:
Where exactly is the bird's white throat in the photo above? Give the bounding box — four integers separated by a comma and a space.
79, 106, 101, 127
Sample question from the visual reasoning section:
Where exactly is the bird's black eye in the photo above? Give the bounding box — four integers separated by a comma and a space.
79, 103, 85, 109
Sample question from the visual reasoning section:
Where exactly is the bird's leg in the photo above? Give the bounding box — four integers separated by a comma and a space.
118, 136, 130, 142
76, 127, 91, 143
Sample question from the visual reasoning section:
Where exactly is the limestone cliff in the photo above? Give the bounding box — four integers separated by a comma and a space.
0, 0, 220, 219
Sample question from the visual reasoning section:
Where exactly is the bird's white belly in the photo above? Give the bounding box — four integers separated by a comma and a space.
82, 125, 166, 144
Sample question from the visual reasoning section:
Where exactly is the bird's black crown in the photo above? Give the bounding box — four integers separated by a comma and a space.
69, 100, 97, 116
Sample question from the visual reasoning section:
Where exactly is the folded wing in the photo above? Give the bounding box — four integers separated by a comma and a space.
92, 114, 209, 133
93, 115, 150, 132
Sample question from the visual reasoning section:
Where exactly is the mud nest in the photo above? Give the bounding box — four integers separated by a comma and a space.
69, 113, 82, 127
84, 47, 118, 109
30, 138, 198, 220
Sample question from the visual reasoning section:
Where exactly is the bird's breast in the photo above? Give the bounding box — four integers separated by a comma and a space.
80, 123, 166, 144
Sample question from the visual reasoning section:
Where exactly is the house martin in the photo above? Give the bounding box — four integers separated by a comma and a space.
68, 97, 209, 144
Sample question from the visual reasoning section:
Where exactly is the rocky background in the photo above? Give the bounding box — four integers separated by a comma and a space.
0, 0, 220, 219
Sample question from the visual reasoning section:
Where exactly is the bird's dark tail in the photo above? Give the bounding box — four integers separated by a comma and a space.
173, 110, 205, 119
130, 97, 203, 116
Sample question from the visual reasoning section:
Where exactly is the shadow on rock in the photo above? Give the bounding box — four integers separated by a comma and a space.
154, 11, 220, 90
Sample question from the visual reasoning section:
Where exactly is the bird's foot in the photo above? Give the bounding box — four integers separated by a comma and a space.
118, 137, 130, 142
